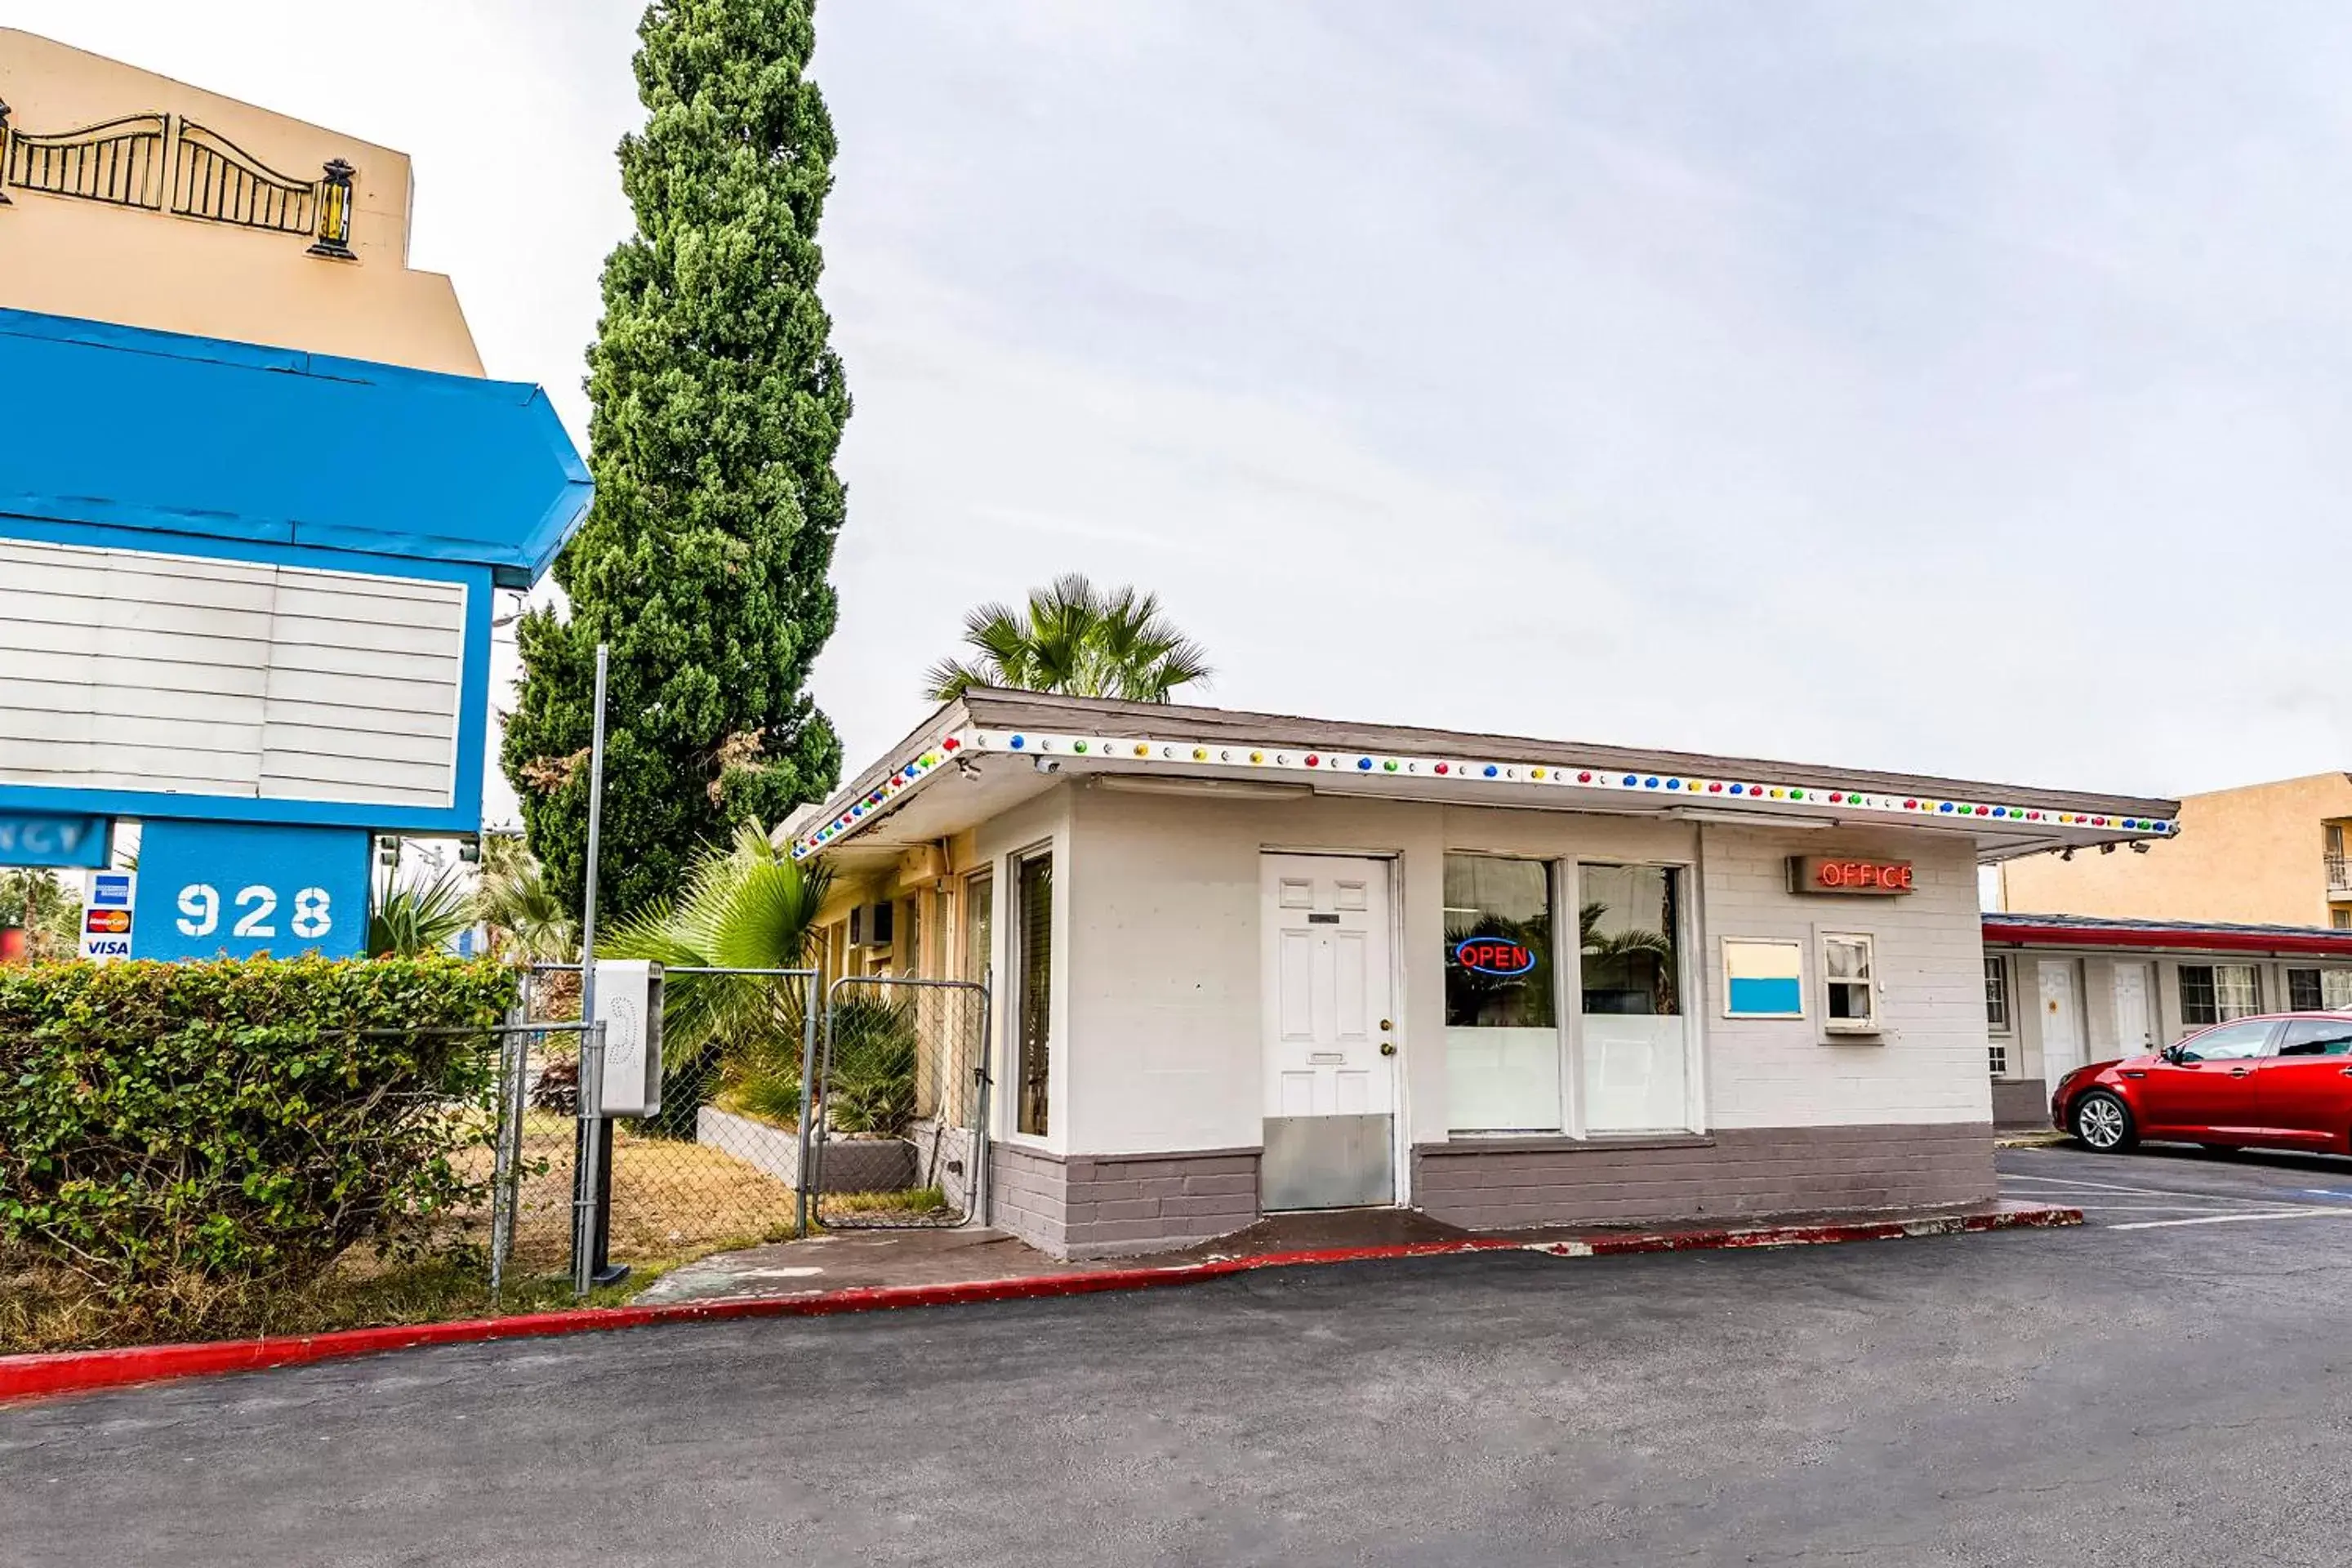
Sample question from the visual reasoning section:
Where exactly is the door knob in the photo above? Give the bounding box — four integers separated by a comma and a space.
1379, 1041, 1396, 1057
1379, 1018, 1392, 1031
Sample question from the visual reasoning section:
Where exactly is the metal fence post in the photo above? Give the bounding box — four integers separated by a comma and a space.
572, 644, 625, 1286
794, 974, 822, 1236
970, 975, 994, 1231
488, 1008, 528, 1299
572, 1020, 608, 1299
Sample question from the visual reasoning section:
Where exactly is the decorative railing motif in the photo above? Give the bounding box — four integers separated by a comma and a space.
170, 121, 315, 234
0, 103, 356, 258
2, 111, 168, 211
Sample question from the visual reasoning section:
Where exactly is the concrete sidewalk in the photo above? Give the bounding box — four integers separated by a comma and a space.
635, 1199, 2078, 1305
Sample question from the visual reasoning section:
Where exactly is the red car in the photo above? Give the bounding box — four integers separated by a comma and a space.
2053, 1012, 2352, 1155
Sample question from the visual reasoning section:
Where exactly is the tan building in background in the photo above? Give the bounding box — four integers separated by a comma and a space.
1998, 773, 2352, 929
0, 27, 480, 374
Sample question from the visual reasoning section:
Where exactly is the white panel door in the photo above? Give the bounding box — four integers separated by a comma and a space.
2112, 962, 2156, 1056
1262, 854, 1394, 1120
2039, 960, 2084, 1080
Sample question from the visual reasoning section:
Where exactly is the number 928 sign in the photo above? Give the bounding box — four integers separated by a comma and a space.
176, 883, 336, 942
131, 822, 372, 962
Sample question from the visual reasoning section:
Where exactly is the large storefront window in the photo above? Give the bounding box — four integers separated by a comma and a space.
1444, 854, 1560, 1131
1579, 864, 1687, 1132
1014, 851, 1053, 1137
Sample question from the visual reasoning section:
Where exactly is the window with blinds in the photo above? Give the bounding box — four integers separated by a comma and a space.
964, 871, 994, 984
1015, 852, 1054, 1137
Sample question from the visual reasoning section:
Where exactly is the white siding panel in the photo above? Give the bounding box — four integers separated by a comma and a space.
274, 581, 464, 630
261, 723, 453, 767
270, 614, 466, 658
2, 649, 271, 699
266, 639, 461, 684
262, 666, 457, 714
0, 593, 277, 643
0, 617, 101, 657
261, 768, 446, 808
0, 678, 261, 726
1, 617, 273, 671
261, 697, 451, 740
0, 539, 464, 810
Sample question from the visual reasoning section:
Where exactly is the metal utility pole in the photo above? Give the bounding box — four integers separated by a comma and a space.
570, 644, 627, 1290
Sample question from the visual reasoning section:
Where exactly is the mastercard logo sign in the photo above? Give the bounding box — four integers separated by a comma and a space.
84, 908, 131, 934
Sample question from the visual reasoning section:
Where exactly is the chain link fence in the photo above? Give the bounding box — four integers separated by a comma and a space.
479, 964, 994, 1296
814, 976, 991, 1229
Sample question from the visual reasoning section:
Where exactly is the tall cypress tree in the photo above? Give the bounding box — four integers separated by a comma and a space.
505, 0, 849, 920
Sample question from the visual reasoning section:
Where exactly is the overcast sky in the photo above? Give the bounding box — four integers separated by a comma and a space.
22, 2, 2352, 822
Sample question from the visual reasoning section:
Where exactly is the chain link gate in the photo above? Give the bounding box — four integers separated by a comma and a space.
814, 975, 991, 1228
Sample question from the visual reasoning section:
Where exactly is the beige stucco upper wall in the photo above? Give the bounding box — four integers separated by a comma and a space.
0, 29, 482, 375
1999, 773, 2352, 925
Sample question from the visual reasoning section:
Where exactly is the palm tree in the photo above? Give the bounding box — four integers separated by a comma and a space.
0, 869, 81, 963
474, 832, 578, 962
924, 573, 1211, 704
368, 865, 475, 957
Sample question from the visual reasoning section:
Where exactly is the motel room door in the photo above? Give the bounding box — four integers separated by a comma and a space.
1260, 853, 1397, 1210
2112, 961, 2158, 1056
2038, 960, 2085, 1082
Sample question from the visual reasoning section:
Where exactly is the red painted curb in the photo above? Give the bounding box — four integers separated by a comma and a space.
0, 1207, 2078, 1405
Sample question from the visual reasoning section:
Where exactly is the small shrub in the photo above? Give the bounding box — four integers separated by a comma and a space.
0, 955, 518, 1295
826, 996, 919, 1138
731, 1067, 803, 1127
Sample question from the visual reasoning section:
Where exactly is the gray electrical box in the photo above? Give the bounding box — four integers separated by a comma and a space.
592, 958, 664, 1117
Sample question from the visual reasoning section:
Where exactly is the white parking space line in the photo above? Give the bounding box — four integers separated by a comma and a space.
2106, 1209, 2352, 1232
2060, 1213, 2257, 1222
1999, 1175, 2294, 1205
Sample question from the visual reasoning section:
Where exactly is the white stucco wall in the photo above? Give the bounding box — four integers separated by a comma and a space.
1697, 825, 1995, 1128
964, 786, 1073, 1156
1054, 786, 1996, 1158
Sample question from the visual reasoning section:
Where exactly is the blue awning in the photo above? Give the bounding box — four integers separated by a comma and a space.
0, 308, 591, 588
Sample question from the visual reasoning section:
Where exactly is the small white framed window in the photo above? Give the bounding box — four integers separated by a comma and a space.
1722, 938, 1806, 1019
1984, 955, 2011, 1035
1822, 932, 1878, 1035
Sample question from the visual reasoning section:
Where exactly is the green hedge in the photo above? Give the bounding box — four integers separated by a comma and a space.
0, 956, 519, 1294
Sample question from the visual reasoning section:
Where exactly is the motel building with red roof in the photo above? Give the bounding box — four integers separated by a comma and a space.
1980, 912, 2352, 1126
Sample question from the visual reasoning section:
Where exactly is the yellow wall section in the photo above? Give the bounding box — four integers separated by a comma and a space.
2001, 773, 2352, 926
0, 28, 483, 376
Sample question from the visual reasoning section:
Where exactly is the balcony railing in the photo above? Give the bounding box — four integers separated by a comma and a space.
2328, 852, 2352, 896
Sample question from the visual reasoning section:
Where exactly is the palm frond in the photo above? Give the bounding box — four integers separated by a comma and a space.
923, 575, 1211, 705
369, 866, 474, 957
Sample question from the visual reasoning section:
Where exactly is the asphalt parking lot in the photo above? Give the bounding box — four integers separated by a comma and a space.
5, 1143, 2350, 1568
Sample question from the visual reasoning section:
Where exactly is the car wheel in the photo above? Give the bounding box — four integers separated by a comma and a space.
2074, 1090, 2136, 1153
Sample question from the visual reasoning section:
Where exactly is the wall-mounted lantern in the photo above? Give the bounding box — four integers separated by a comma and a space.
307, 157, 355, 258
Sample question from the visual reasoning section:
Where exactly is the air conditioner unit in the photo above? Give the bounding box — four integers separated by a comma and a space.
849, 901, 895, 950
592, 958, 664, 1117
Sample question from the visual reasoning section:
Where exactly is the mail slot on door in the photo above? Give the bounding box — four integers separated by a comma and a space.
1309, 1051, 1347, 1064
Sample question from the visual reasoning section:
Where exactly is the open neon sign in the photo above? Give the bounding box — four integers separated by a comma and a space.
1454, 938, 1537, 976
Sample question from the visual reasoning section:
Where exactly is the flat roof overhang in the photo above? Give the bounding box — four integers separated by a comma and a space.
1984, 914, 2352, 960
791, 692, 2182, 871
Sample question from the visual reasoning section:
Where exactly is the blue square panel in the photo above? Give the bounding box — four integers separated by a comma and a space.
131, 821, 372, 961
